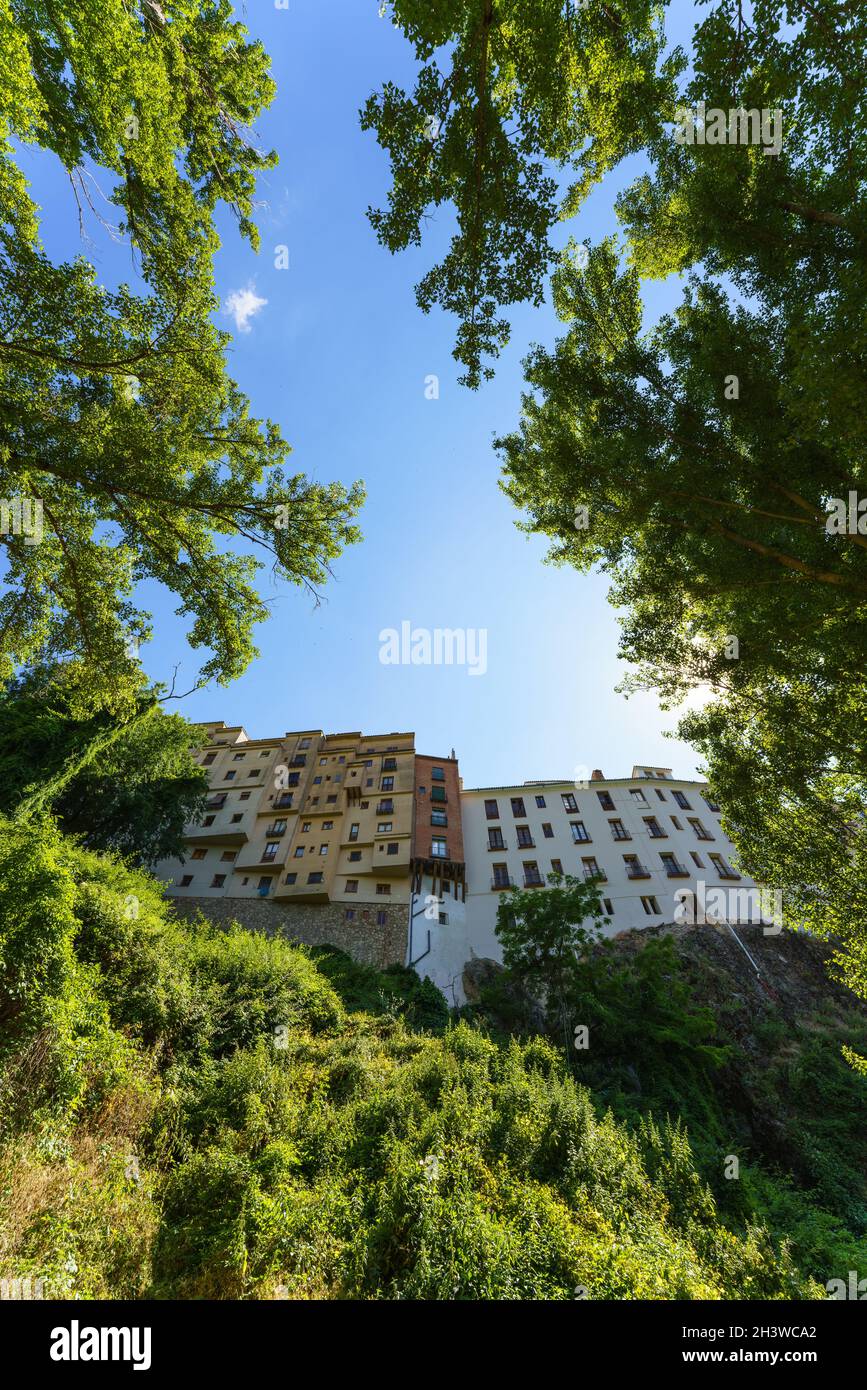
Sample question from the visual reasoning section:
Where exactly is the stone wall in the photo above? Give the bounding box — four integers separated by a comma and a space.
169, 895, 408, 970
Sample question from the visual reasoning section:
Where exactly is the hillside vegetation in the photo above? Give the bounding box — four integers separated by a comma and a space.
0, 815, 834, 1300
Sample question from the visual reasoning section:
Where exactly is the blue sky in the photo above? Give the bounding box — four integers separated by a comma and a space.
20, 0, 708, 788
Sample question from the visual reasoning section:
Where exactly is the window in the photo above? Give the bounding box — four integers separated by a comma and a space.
269, 820, 287, 835
430, 786, 446, 803
431, 837, 448, 858
349, 850, 361, 862
383, 758, 397, 771
484, 799, 499, 819
180, 875, 194, 887
535, 795, 546, 808
516, 825, 534, 847
603, 898, 614, 914
488, 827, 505, 850
644, 816, 665, 838
338, 756, 345, 764
203, 753, 216, 766
438, 911, 449, 925
630, 788, 648, 805
345, 879, 358, 893
376, 911, 387, 926
377, 822, 393, 833
655, 788, 666, 801
377, 800, 394, 814
307, 872, 324, 885
624, 855, 650, 879
431, 767, 445, 781
523, 861, 543, 886
511, 797, 526, 817
387, 842, 399, 855
609, 819, 630, 841
326, 794, 338, 804
260, 750, 270, 758
302, 821, 312, 832
550, 858, 563, 876
381, 776, 394, 792
570, 821, 590, 843
492, 863, 510, 888
224, 770, 236, 781
211, 874, 226, 888
231, 814, 243, 824
582, 856, 604, 881
299, 739, 311, 750
220, 851, 236, 863
673, 791, 692, 810
641, 896, 661, 915
418, 786, 426, 796
203, 816, 215, 827
240, 791, 251, 801
319, 757, 327, 766
688, 817, 713, 841
596, 790, 615, 811
319, 844, 328, 855
376, 883, 391, 895
710, 853, 738, 879
431, 809, 447, 827
542, 823, 554, 838
561, 793, 578, 812
349, 823, 359, 841
322, 820, 333, 830
660, 852, 688, 877
257, 877, 272, 893
287, 773, 300, 788
690, 852, 704, 868
191, 848, 207, 860
670, 816, 682, 831
250, 769, 260, 778
704, 795, 721, 813
441, 880, 451, 895
284, 873, 297, 885
262, 842, 280, 862
233, 752, 245, 761
294, 847, 304, 858
344, 909, 356, 922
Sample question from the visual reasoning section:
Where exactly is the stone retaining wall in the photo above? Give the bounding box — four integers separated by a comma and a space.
169, 895, 408, 970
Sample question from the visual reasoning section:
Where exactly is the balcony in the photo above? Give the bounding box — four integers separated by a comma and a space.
694, 832, 715, 842
715, 868, 741, 880
646, 829, 667, 839
515, 837, 536, 850
663, 861, 690, 878
611, 831, 632, 842
491, 876, 514, 890
376, 802, 394, 815
583, 868, 607, 882
260, 853, 279, 865
487, 841, 507, 852
274, 795, 294, 810
625, 862, 651, 879
597, 796, 615, 812
523, 874, 544, 888
264, 825, 287, 837
205, 796, 228, 811
289, 757, 307, 768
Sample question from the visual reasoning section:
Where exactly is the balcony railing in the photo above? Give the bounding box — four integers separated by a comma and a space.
694, 831, 715, 841
205, 797, 227, 811
611, 830, 632, 842
583, 868, 607, 882
491, 876, 513, 890
260, 853, 279, 864
646, 828, 667, 839
523, 874, 544, 888
664, 862, 690, 878
625, 862, 651, 879
715, 868, 741, 880
487, 840, 507, 852
265, 826, 286, 837
289, 757, 306, 768
274, 795, 294, 810
516, 837, 536, 849
376, 802, 394, 815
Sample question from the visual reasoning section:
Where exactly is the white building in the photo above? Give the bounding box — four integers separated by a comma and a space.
417, 765, 765, 1004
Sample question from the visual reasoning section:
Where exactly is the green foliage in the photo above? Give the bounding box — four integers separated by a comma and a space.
0, 817, 825, 1300
310, 946, 449, 1032
0, 0, 363, 708
0, 667, 208, 864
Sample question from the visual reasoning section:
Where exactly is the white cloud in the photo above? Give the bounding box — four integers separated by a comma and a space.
223, 282, 268, 333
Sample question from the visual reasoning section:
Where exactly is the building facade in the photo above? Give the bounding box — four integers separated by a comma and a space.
156, 736, 761, 1004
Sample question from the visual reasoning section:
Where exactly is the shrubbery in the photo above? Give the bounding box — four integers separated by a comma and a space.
0, 814, 833, 1299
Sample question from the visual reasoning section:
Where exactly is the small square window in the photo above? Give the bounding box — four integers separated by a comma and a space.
179, 875, 193, 887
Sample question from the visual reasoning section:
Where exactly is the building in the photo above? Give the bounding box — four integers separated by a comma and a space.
416, 765, 763, 1004
156, 735, 762, 1004
154, 723, 466, 971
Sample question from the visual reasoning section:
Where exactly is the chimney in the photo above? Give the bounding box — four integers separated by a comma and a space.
590, 769, 604, 781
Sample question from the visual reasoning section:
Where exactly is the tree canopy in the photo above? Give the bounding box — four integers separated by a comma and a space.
1, 0, 363, 712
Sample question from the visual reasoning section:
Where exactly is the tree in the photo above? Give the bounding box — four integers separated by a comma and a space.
1, 1, 363, 712
495, 872, 608, 1056
0, 666, 207, 865
362, 0, 671, 385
